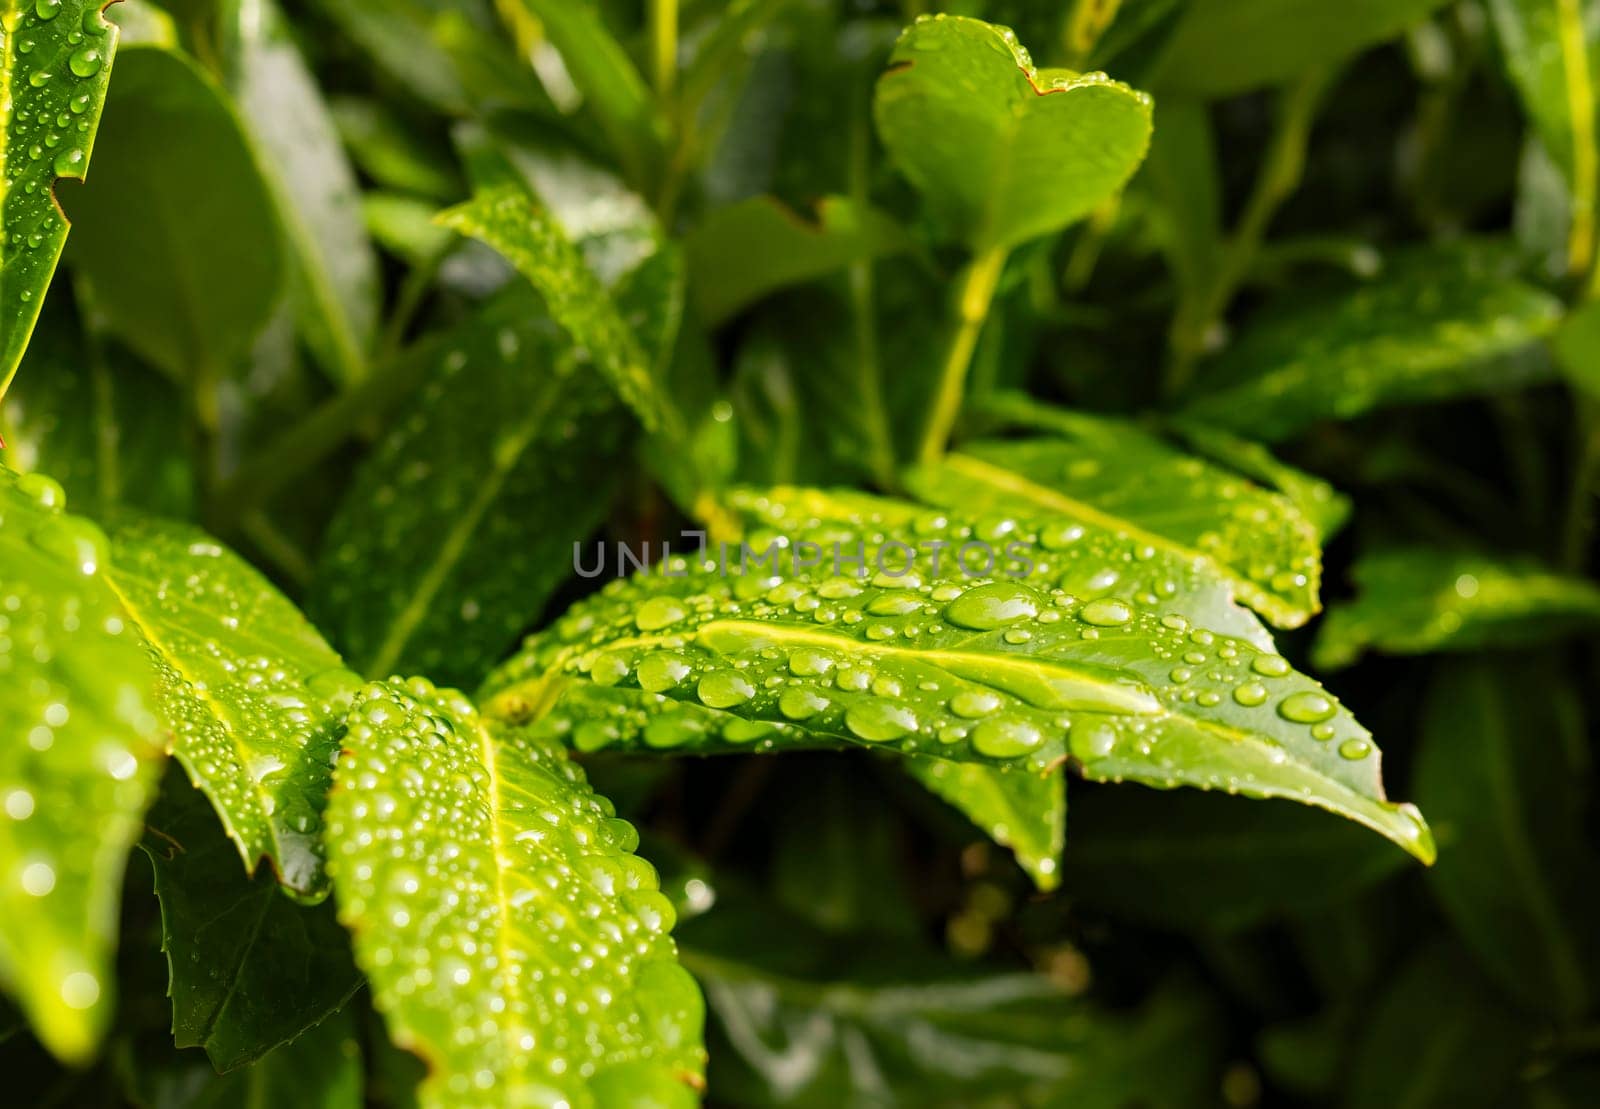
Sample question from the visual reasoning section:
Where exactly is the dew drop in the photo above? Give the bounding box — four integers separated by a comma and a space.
634, 597, 686, 631
949, 690, 1001, 718
844, 700, 917, 742
1079, 599, 1133, 627
635, 652, 690, 693
1233, 682, 1268, 707
944, 582, 1039, 630
971, 717, 1044, 758
697, 671, 754, 709
68, 47, 102, 77
778, 687, 829, 720
1278, 691, 1336, 724
1338, 739, 1372, 760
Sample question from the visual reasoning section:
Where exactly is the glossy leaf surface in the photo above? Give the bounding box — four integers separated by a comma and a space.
439, 185, 672, 434
0, 466, 163, 1061
1312, 548, 1600, 668
1182, 245, 1563, 441
105, 516, 357, 898
312, 289, 625, 688
0, 0, 118, 400
226, 0, 380, 385
482, 489, 1434, 863
61, 46, 284, 384
142, 772, 361, 1071
327, 679, 705, 1108
873, 15, 1153, 251
909, 410, 1324, 627
904, 758, 1064, 891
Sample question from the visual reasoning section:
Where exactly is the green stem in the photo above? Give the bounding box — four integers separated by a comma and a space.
917, 246, 1008, 467
651, 0, 678, 99
1557, 0, 1598, 281
1166, 67, 1331, 397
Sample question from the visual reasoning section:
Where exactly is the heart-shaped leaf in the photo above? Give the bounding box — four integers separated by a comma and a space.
873, 15, 1153, 251
482, 487, 1434, 863
0, 0, 119, 401
328, 678, 706, 1108
0, 466, 164, 1062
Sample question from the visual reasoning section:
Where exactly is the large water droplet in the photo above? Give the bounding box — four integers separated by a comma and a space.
944, 582, 1039, 630
636, 652, 690, 693
844, 699, 916, 741
1079, 599, 1133, 627
970, 717, 1044, 758
949, 690, 1001, 719
697, 671, 754, 709
634, 597, 686, 631
1278, 691, 1335, 724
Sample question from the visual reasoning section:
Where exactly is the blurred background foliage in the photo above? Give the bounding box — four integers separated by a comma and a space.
3, 0, 1600, 1105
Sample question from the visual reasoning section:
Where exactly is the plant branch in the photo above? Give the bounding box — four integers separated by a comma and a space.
1166, 67, 1333, 398
917, 245, 1008, 467
1557, 0, 1598, 281
651, 0, 679, 99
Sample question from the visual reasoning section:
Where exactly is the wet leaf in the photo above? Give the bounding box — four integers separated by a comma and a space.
686, 196, 911, 325
327, 678, 706, 1108
1181, 243, 1563, 441
311, 288, 626, 688
1417, 659, 1599, 1016
912, 399, 1326, 627
1165, 418, 1352, 540
1487, 0, 1599, 199
0, 465, 164, 1062
873, 15, 1153, 251
61, 45, 284, 385
0, 0, 119, 402
105, 516, 356, 899
439, 184, 675, 435
141, 770, 361, 1071
1313, 548, 1600, 669
481, 487, 1434, 863
904, 757, 1064, 891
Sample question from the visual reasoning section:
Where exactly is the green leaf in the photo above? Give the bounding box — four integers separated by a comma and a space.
1165, 418, 1352, 540
904, 757, 1064, 890
312, 0, 510, 116
141, 771, 362, 1071
482, 487, 1435, 863
1416, 659, 1599, 1017
61, 45, 285, 384
104, 515, 357, 898
0, 0, 119, 402
1180, 244, 1564, 441
1553, 297, 1600, 397
872, 15, 1153, 252
1061, 786, 1411, 932
311, 288, 626, 688
0, 303, 193, 519
128, 1006, 364, 1109
1487, 0, 1598, 202
912, 400, 1326, 627
1312, 548, 1600, 669
0, 466, 164, 1062
330, 97, 461, 202
224, 0, 381, 386
1346, 943, 1529, 1109
327, 678, 706, 1107
438, 184, 675, 435
1153, 0, 1454, 97
499, 0, 664, 185
685, 196, 911, 325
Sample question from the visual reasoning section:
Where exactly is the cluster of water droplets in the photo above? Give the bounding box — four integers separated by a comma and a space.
2, 2, 108, 294
483, 490, 1378, 801
328, 678, 701, 1103
0, 467, 161, 1026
